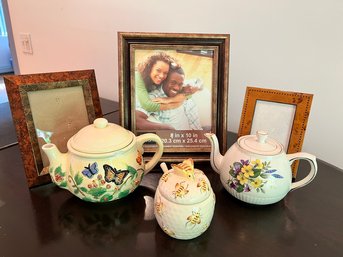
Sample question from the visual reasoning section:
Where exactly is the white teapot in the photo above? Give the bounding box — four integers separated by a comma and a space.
42, 118, 163, 202
205, 131, 317, 205
154, 159, 215, 240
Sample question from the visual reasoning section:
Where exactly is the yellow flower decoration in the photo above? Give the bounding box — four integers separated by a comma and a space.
237, 172, 248, 185
251, 159, 263, 169
251, 178, 263, 189
241, 165, 254, 178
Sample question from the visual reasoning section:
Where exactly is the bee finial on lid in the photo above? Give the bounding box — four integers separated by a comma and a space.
171, 158, 195, 180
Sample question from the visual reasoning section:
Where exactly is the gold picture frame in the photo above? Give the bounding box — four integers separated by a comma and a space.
238, 86, 313, 177
4, 70, 102, 187
118, 32, 230, 162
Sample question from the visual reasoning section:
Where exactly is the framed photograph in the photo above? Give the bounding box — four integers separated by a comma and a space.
238, 86, 313, 177
4, 70, 102, 188
118, 32, 229, 161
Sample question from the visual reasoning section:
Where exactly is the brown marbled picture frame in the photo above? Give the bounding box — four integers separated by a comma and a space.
118, 32, 230, 162
4, 70, 102, 188
238, 86, 313, 178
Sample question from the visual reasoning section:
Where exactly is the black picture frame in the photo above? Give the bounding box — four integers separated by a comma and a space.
118, 32, 229, 162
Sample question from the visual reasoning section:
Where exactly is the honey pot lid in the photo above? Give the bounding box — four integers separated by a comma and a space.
69, 118, 134, 154
238, 130, 283, 156
158, 168, 213, 205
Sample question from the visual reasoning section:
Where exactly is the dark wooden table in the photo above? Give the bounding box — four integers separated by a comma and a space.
0, 99, 342, 257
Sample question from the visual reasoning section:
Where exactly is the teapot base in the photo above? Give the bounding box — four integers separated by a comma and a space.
226, 187, 287, 205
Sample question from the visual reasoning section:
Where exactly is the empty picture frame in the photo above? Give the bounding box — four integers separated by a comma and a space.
118, 32, 230, 162
4, 70, 102, 187
238, 86, 313, 177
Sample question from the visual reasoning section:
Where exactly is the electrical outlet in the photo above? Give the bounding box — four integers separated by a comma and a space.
19, 33, 33, 54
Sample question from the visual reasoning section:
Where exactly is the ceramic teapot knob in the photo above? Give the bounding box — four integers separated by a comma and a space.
257, 130, 268, 144
94, 118, 108, 129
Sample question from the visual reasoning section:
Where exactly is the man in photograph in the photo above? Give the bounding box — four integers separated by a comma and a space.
135, 67, 202, 130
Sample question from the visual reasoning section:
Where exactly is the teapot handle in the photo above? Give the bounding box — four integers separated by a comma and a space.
136, 133, 164, 174
287, 152, 318, 191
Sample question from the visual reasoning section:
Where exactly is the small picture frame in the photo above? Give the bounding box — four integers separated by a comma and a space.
238, 86, 313, 177
118, 32, 230, 161
4, 70, 102, 187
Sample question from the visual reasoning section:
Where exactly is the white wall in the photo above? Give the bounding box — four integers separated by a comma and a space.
5, 0, 343, 169
0, 35, 12, 73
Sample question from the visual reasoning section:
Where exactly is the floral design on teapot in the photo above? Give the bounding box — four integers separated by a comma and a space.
228, 159, 283, 193
50, 165, 67, 187
49, 161, 143, 202
136, 150, 143, 165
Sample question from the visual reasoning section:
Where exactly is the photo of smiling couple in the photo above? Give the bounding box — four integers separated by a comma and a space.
135, 51, 212, 132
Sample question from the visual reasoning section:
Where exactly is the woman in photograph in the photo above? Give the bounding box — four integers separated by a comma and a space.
136, 52, 187, 112
136, 66, 203, 131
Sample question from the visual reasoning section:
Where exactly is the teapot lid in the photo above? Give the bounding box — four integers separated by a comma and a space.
69, 118, 134, 154
238, 131, 283, 156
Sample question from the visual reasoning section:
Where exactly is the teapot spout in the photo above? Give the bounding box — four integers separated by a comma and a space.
42, 143, 68, 187
204, 133, 224, 174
